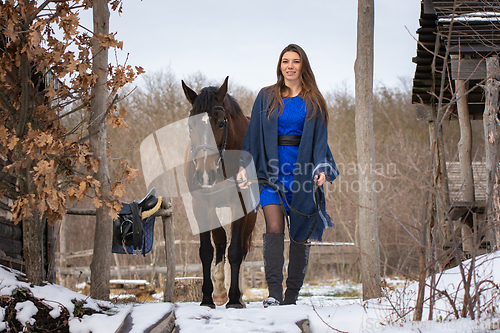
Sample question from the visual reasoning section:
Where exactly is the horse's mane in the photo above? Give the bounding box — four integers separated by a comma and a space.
191, 87, 242, 117
192, 86, 248, 140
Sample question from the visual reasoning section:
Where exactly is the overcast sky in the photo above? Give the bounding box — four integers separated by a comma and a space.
89, 0, 422, 93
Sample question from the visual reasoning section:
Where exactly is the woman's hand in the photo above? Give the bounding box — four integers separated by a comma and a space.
237, 166, 251, 189
314, 172, 326, 186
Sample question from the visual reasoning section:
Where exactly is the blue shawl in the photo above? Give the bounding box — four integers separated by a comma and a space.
241, 88, 339, 241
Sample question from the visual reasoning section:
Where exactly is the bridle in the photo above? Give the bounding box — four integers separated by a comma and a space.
189, 106, 228, 179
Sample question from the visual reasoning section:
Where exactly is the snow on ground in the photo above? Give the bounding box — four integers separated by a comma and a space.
0, 266, 173, 332
1, 251, 500, 332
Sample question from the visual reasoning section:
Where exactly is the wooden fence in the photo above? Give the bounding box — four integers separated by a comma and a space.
61, 198, 176, 301
57, 241, 358, 291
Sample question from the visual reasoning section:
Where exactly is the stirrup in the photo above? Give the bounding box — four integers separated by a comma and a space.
263, 297, 280, 308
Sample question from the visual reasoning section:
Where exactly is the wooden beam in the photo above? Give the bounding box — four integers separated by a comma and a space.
448, 45, 500, 55
66, 208, 172, 217
0, 256, 24, 271
423, 0, 434, 14
448, 201, 486, 221
63, 249, 94, 259
414, 103, 486, 121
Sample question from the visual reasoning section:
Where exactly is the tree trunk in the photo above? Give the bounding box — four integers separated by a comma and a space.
453, 55, 475, 255
18, 26, 45, 285
89, 0, 112, 300
414, 192, 430, 321
455, 71, 474, 204
428, 119, 452, 252
22, 206, 44, 285
424, 26, 450, 321
483, 56, 500, 250
354, 0, 380, 300
163, 198, 175, 302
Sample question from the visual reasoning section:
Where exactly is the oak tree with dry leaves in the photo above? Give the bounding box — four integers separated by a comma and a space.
0, 0, 142, 292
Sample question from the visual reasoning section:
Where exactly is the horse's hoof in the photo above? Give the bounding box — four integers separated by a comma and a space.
200, 302, 216, 309
213, 292, 228, 306
226, 302, 246, 309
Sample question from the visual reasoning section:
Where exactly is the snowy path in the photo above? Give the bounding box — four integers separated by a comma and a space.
3, 251, 500, 332
175, 303, 311, 333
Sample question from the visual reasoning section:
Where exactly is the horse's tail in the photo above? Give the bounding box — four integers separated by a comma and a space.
240, 211, 257, 257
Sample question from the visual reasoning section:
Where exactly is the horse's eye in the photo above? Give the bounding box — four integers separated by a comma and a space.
218, 122, 225, 129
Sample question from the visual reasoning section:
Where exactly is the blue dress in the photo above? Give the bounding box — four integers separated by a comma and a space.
242, 88, 338, 241
260, 95, 306, 211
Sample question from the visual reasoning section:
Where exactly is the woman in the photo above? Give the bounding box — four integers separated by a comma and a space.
237, 44, 338, 307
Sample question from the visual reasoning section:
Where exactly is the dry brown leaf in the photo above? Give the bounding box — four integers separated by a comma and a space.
78, 180, 87, 198
109, 182, 127, 199
105, 199, 122, 220
93, 196, 103, 209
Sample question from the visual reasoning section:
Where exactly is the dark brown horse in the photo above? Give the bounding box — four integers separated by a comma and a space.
181, 77, 257, 308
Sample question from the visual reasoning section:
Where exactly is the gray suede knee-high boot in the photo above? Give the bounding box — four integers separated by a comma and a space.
263, 233, 284, 306
283, 241, 310, 305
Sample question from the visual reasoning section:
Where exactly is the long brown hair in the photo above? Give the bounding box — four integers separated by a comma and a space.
266, 44, 328, 124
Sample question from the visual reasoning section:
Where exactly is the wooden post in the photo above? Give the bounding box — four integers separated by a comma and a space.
355, 0, 380, 300
452, 54, 475, 254
151, 239, 157, 289
58, 216, 67, 287
162, 198, 175, 302
483, 55, 500, 249
113, 253, 122, 280
46, 222, 56, 283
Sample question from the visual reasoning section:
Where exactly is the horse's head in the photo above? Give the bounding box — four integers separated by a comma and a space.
182, 77, 229, 189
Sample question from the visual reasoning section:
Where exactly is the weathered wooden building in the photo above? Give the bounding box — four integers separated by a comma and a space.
0, 28, 57, 280
412, 0, 500, 259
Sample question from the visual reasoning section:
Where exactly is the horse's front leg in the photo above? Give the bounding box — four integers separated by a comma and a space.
226, 216, 245, 308
212, 227, 228, 306
199, 230, 215, 308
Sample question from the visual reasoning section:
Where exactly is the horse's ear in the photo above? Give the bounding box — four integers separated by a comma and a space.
215, 76, 229, 104
182, 80, 198, 105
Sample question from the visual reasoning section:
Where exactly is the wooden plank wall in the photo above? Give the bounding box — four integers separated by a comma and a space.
0, 154, 24, 271
446, 162, 487, 202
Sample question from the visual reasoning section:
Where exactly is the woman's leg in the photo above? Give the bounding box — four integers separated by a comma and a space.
263, 204, 285, 234
262, 204, 285, 306
283, 240, 311, 305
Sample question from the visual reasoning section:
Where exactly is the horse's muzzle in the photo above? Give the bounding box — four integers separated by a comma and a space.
193, 168, 218, 188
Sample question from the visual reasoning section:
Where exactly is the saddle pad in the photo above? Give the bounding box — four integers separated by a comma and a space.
112, 216, 155, 255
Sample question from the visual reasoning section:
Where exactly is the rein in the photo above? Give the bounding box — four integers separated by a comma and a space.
254, 177, 323, 245
195, 175, 323, 244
